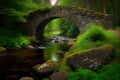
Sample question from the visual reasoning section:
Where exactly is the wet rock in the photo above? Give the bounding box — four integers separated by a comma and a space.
67, 39, 76, 45
33, 60, 56, 74
50, 71, 68, 80
23, 45, 35, 49
50, 35, 74, 44
31, 40, 41, 47
19, 77, 34, 80
67, 44, 115, 71
0, 46, 6, 54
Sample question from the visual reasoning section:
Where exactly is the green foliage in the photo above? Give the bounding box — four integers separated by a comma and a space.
72, 23, 119, 52
68, 67, 97, 80
43, 78, 50, 80
60, 20, 80, 38
67, 23, 120, 80
60, 0, 82, 7
44, 18, 62, 38
0, 28, 30, 48
97, 63, 120, 80
0, 0, 38, 27
68, 63, 120, 80
44, 18, 80, 38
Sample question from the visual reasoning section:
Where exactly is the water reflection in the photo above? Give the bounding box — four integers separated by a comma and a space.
44, 43, 61, 61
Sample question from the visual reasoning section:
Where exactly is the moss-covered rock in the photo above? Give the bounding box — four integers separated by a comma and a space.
66, 44, 115, 71
0, 46, 6, 53
33, 60, 57, 74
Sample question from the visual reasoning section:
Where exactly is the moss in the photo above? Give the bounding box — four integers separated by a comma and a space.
68, 23, 119, 54
66, 44, 114, 58
55, 58, 72, 72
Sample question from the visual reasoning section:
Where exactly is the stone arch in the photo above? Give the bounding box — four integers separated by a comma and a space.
35, 17, 80, 41
21, 6, 114, 41
35, 17, 59, 40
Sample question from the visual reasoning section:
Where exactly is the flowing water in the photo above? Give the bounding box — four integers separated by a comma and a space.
42, 36, 72, 61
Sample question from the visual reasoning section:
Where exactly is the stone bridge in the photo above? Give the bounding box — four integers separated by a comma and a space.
22, 6, 114, 41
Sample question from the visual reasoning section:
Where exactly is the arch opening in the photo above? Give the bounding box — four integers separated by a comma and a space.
35, 17, 80, 42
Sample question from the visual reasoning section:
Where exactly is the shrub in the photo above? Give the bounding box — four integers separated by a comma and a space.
69, 23, 119, 53
0, 28, 30, 48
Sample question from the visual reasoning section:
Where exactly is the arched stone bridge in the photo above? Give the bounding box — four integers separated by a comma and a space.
22, 6, 114, 40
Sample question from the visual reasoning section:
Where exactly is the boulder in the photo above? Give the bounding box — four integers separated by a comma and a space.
50, 71, 68, 80
19, 77, 34, 80
33, 60, 56, 74
67, 44, 115, 71
23, 45, 35, 49
0, 46, 6, 54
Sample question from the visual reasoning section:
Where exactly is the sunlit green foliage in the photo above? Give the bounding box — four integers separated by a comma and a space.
44, 18, 80, 38
60, 0, 82, 7
69, 23, 119, 53
34, 0, 51, 8
68, 63, 120, 80
0, 28, 30, 48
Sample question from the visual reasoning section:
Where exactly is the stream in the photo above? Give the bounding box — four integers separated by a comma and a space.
38, 35, 73, 61
0, 35, 73, 80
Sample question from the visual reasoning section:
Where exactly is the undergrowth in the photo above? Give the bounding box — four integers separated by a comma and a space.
69, 23, 120, 54
68, 63, 120, 80
0, 28, 30, 48
43, 23, 120, 80
67, 23, 120, 80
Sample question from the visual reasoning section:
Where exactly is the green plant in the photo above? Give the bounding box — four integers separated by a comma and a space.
68, 67, 97, 80
0, 0, 38, 27
44, 18, 80, 38
0, 28, 30, 48
69, 23, 119, 54
96, 63, 120, 80
68, 63, 120, 80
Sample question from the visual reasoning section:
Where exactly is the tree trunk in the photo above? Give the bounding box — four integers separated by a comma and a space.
103, 0, 107, 14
